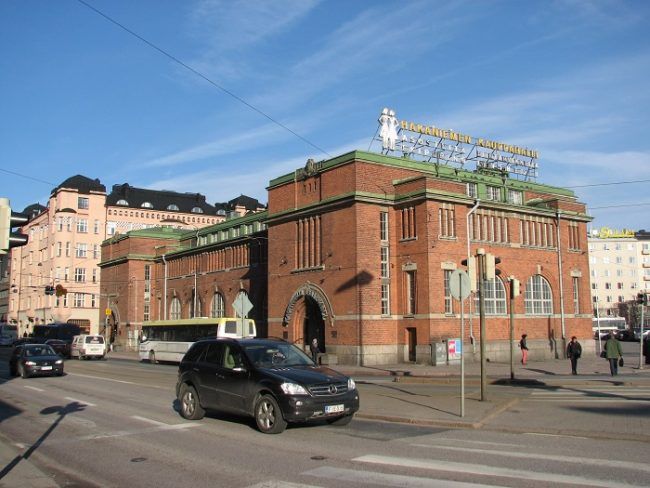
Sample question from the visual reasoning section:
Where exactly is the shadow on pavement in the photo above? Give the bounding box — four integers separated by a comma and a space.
0, 401, 86, 481
567, 403, 650, 416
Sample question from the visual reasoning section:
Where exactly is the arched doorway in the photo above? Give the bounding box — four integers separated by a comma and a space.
303, 296, 326, 353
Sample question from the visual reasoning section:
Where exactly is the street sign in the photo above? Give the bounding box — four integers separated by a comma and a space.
232, 292, 253, 318
105, 308, 112, 316
449, 269, 471, 300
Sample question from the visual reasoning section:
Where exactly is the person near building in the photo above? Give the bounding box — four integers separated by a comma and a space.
566, 336, 582, 375
643, 334, 650, 364
310, 338, 320, 364
519, 334, 528, 366
604, 332, 623, 376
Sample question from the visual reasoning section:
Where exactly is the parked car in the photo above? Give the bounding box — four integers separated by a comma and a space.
70, 335, 106, 360
45, 339, 71, 358
615, 330, 639, 342
176, 338, 360, 434
9, 344, 64, 378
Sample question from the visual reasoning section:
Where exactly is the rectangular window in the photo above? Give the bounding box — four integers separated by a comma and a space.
444, 270, 453, 314
56, 242, 62, 257
466, 183, 478, 198
405, 270, 417, 315
57, 217, 63, 232
74, 268, 86, 283
380, 246, 390, 279
65, 242, 71, 257
572, 277, 580, 315
93, 244, 100, 259
381, 283, 390, 316
92, 268, 97, 283
74, 293, 84, 308
91, 294, 97, 308
76, 243, 87, 258
106, 222, 116, 236
77, 219, 88, 233
94, 220, 100, 234
380, 211, 389, 242
78, 197, 89, 209
485, 186, 500, 201
143, 303, 150, 322
507, 189, 523, 205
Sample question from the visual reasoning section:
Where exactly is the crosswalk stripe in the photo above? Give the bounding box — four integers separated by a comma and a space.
353, 454, 625, 487
409, 444, 650, 474
303, 466, 502, 488
245, 481, 322, 488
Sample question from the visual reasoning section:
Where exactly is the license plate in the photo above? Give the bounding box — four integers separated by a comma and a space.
41, 366, 52, 371
325, 404, 344, 414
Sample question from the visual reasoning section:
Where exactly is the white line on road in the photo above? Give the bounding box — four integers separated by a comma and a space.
410, 443, 650, 474
437, 439, 520, 448
131, 415, 167, 426
77, 422, 198, 441
23, 385, 44, 392
66, 372, 167, 389
246, 481, 323, 488
303, 466, 505, 488
353, 454, 628, 487
64, 397, 96, 407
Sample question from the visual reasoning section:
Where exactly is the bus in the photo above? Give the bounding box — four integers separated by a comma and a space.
592, 317, 626, 339
138, 317, 257, 363
32, 323, 81, 343
0, 323, 18, 346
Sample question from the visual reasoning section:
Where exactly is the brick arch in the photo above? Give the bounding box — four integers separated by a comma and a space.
282, 282, 334, 328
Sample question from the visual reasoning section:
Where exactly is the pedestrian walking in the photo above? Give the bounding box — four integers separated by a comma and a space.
604, 332, 623, 376
519, 334, 528, 366
310, 338, 320, 364
566, 336, 582, 375
643, 334, 650, 365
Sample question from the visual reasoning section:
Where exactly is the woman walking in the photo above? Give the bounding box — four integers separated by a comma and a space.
519, 334, 529, 366
604, 333, 623, 376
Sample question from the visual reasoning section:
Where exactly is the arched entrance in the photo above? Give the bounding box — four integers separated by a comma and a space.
283, 283, 334, 353
303, 296, 326, 353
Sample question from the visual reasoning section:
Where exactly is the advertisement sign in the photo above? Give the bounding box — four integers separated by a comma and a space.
447, 338, 462, 361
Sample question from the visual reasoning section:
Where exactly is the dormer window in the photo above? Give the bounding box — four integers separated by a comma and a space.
116, 199, 129, 206
166, 204, 180, 211
141, 202, 153, 209
191, 206, 204, 214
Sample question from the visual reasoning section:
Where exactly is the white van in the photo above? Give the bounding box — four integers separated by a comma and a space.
71, 334, 107, 360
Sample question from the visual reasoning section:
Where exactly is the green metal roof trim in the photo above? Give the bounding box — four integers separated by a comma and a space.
267, 150, 575, 199
178, 210, 269, 241
100, 226, 186, 246
97, 254, 159, 267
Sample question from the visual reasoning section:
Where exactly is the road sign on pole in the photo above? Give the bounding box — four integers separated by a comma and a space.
449, 269, 471, 301
232, 292, 253, 337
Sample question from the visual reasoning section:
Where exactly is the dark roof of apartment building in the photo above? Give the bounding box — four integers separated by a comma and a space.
106, 183, 219, 215
51, 175, 106, 196
214, 194, 266, 215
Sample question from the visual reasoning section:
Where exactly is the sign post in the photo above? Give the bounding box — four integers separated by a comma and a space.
449, 269, 470, 417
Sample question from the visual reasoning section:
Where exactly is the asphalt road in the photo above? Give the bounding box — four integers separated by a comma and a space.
1, 350, 649, 487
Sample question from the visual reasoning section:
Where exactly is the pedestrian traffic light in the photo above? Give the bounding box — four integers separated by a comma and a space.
485, 254, 501, 280
0, 197, 29, 254
637, 293, 648, 305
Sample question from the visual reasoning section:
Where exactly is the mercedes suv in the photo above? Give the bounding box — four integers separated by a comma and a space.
175, 338, 359, 434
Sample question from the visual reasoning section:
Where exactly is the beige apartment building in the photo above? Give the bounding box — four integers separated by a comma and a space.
588, 227, 650, 318
8, 175, 264, 336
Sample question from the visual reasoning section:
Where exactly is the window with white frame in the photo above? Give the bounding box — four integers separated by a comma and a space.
485, 185, 500, 201
507, 189, 523, 205
524, 275, 553, 315
106, 222, 116, 236
93, 244, 100, 259
405, 270, 417, 315
94, 220, 100, 234
573, 277, 580, 314
474, 277, 507, 315
74, 293, 84, 308
78, 197, 89, 209
92, 268, 97, 283
381, 283, 390, 316
211, 293, 225, 318
170, 297, 182, 320
466, 183, 478, 198
380, 211, 389, 242
91, 294, 97, 308
76, 243, 87, 258
74, 268, 86, 283
444, 270, 453, 314
77, 218, 88, 233
65, 242, 71, 257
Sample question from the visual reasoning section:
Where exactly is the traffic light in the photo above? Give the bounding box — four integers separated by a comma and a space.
509, 276, 520, 298
485, 253, 501, 280
461, 256, 477, 292
45, 285, 55, 295
0, 197, 29, 254
637, 293, 648, 305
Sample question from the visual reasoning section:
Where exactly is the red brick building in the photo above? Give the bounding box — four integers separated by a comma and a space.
100, 150, 592, 365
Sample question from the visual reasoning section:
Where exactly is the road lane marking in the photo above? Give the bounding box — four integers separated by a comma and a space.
64, 397, 96, 407
410, 443, 650, 473
77, 423, 198, 441
353, 454, 626, 487
23, 385, 44, 392
303, 466, 504, 488
437, 439, 519, 448
246, 481, 322, 488
66, 372, 167, 389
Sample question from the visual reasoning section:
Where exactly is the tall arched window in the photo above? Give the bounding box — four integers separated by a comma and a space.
211, 292, 225, 318
474, 277, 507, 315
525, 275, 553, 315
170, 297, 181, 320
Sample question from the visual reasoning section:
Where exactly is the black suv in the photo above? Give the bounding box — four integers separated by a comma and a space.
175, 338, 359, 434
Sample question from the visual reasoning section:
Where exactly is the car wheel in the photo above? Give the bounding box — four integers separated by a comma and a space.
255, 394, 287, 434
19, 365, 30, 379
149, 351, 157, 364
327, 414, 353, 426
179, 384, 204, 420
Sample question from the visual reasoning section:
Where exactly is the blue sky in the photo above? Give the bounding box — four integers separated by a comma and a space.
1, 0, 649, 230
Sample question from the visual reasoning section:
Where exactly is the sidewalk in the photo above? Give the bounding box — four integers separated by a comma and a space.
0, 432, 58, 488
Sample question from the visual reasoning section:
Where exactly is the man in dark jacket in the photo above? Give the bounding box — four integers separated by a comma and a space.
604, 333, 623, 376
566, 336, 582, 375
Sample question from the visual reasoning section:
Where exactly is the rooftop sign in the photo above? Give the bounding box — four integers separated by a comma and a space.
375, 108, 539, 180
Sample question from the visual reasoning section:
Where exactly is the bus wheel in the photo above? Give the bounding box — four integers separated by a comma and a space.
149, 351, 157, 364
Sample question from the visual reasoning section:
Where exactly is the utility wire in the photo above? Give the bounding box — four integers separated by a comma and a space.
75, 0, 330, 159
566, 179, 650, 189
589, 202, 650, 210
0, 168, 55, 186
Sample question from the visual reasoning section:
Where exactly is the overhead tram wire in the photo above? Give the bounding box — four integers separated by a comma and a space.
0, 168, 55, 186
75, 0, 331, 159
566, 179, 650, 188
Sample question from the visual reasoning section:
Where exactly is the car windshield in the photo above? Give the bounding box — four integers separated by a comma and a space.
243, 343, 313, 368
24, 345, 56, 357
